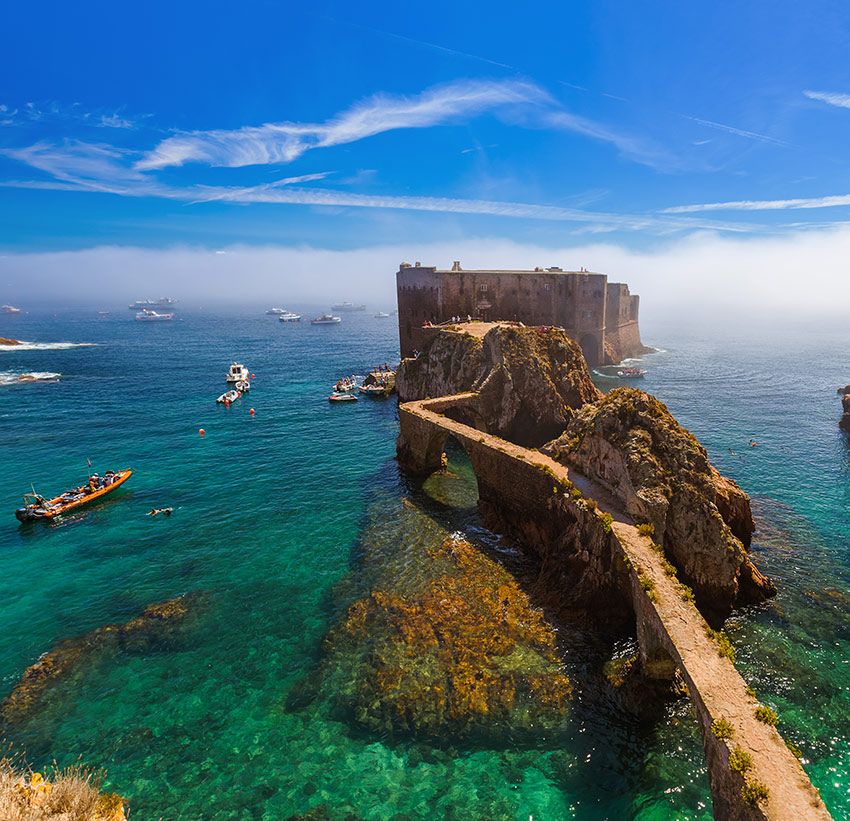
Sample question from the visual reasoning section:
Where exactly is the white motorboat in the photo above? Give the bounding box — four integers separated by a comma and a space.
329, 393, 357, 403
375, 311, 390, 318
1, 305, 21, 314
332, 376, 357, 393
135, 309, 174, 321
311, 314, 341, 325
226, 362, 250, 383
278, 311, 302, 322
359, 383, 387, 397
217, 389, 241, 404
235, 379, 251, 392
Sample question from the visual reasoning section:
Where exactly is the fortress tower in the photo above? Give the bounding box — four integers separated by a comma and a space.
396, 261, 645, 365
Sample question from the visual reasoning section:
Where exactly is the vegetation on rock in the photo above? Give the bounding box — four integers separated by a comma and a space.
755, 705, 779, 726
0, 758, 126, 820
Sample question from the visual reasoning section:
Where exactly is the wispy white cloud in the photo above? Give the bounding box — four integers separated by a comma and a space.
98, 113, 135, 129
683, 115, 789, 147
663, 193, 850, 213
545, 110, 672, 169
137, 79, 552, 170
803, 90, 850, 109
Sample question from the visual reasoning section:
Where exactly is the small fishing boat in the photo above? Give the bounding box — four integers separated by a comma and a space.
329, 393, 357, 402
278, 311, 302, 322
375, 311, 390, 318
235, 379, 251, 392
312, 314, 341, 325
217, 389, 241, 404
135, 309, 174, 322
15, 469, 132, 522
617, 367, 647, 378
226, 362, 250, 383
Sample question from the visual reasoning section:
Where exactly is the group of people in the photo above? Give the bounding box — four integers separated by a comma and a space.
86, 471, 118, 494
421, 315, 473, 329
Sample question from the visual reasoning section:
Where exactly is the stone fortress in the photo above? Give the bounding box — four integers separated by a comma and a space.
396, 260, 648, 365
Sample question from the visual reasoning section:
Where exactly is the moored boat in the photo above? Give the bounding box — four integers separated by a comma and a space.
332, 376, 358, 393
278, 311, 302, 322
329, 393, 357, 402
235, 380, 251, 392
359, 383, 388, 397
217, 389, 241, 404
135, 309, 174, 321
311, 314, 341, 325
15, 469, 132, 522
226, 362, 250, 383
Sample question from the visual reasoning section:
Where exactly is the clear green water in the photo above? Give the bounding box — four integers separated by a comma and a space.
0, 309, 846, 819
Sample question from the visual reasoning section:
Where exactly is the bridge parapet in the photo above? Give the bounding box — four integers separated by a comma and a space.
398, 395, 831, 820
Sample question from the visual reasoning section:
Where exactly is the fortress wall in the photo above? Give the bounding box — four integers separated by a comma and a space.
397, 266, 441, 357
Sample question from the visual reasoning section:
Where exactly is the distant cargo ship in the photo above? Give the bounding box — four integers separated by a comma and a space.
331, 302, 366, 312
128, 298, 177, 311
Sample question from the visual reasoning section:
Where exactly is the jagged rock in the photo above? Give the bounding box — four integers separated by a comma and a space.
0, 593, 203, 725
544, 388, 775, 617
314, 536, 572, 740
0, 337, 20, 345
839, 385, 850, 431
397, 324, 600, 445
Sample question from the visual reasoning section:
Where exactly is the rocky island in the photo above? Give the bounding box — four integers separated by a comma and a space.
0, 337, 21, 346
839, 385, 850, 431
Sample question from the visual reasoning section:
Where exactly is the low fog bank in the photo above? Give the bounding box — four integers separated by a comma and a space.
2, 226, 850, 323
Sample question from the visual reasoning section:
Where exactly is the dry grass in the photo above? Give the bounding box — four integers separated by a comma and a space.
0, 756, 124, 820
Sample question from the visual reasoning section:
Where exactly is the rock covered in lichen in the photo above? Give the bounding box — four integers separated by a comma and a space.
397, 324, 600, 445
316, 536, 572, 739
544, 388, 774, 616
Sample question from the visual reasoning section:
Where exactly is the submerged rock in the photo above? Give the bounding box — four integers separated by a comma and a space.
544, 388, 775, 616
315, 536, 572, 740
0, 593, 203, 726
397, 324, 600, 445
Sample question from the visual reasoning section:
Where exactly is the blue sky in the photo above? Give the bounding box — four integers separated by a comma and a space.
4, 0, 850, 253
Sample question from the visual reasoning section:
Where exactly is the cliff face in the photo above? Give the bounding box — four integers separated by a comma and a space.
840, 385, 850, 431
543, 388, 775, 617
397, 324, 600, 446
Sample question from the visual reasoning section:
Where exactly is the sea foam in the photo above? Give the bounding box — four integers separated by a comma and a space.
0, 341, 96, 352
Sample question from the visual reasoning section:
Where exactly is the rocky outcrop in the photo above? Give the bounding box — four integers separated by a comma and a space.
839, 385, 850, 431
305, 536, 572, 740
1, 594, 203, 726
396, 328, 484, 401
397, 324, 600, 445
544, 388, 775, 617
0, 337, 20, 345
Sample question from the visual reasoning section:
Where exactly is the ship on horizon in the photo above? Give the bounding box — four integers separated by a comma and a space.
331, 301, 366, 312
128, 298, 177, 311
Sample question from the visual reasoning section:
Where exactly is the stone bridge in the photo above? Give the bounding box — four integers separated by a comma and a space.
397, 394, 830, 821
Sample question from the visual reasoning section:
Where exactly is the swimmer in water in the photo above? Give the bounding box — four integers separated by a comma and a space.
148, 507, 173, 517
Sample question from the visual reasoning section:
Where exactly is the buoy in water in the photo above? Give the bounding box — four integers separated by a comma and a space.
249, 408, 255, 415
251, 373, 255, 378
199, 428, 205, 436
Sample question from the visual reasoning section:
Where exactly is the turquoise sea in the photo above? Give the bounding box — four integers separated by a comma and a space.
0, 307, 847, 819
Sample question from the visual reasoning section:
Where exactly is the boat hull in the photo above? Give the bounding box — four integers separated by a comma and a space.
15, 469, 133, 522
